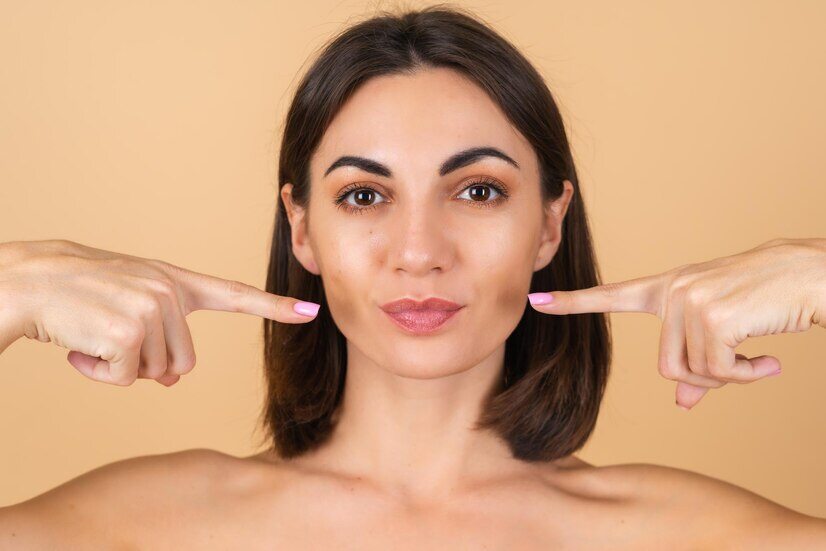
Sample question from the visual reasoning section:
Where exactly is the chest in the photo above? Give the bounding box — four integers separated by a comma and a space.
137, 486, 674, 551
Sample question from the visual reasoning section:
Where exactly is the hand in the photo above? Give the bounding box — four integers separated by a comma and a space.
0, 239, 321, 387
527, 237, 826, 410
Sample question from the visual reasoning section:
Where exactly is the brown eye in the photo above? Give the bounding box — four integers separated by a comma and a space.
353, 189, 376, 206
334, 185, 386, 215
467, 185, 491, 201
334, 178, 509, 215
457, 180, 506, 207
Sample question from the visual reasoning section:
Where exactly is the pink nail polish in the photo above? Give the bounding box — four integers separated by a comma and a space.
767, 368, 782, 377
294, 301, 320, 317
528, 292, 554, 305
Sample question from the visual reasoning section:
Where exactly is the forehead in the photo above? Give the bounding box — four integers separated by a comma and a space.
310, 67, 536, 179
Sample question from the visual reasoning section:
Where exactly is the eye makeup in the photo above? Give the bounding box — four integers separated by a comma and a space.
333, 176, 510, 215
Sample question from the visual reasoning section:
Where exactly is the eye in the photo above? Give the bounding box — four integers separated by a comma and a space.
456, 178, 508, 208
333, 177, 510, 215
334, 185, 387, 215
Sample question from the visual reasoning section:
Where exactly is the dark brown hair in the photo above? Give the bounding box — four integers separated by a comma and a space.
257, 4, 611, 462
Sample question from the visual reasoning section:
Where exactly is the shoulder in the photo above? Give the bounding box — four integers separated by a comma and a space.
595, 462, 826, 549
0, 447, 234, 548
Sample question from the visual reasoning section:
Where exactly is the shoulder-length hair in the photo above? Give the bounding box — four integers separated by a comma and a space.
257, 4, 611, 462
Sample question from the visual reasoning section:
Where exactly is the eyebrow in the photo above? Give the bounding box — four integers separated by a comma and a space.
323, 146, 520, 179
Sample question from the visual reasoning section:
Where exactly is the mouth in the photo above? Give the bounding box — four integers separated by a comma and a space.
379, 297, 464, 335
381, 308, 463, 334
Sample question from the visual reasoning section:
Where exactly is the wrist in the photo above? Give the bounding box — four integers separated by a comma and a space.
0, 247, 29, 353
817, 239, 826, 329
0, 285, 27, 352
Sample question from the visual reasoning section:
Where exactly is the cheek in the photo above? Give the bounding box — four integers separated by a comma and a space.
474, 227, 536, 327
487, 257, 533, 334
316, 236, 375, 328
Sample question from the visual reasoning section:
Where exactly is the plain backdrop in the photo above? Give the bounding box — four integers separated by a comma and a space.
1, 0, 825, 515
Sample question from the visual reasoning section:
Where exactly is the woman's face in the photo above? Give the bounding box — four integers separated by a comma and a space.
282, 67, 573, 379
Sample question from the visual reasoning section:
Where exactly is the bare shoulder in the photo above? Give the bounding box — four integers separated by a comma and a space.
0, 447, 233, 549
593, 462, 826, 550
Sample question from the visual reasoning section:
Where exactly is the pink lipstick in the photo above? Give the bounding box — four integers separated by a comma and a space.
379, 297, 464, 335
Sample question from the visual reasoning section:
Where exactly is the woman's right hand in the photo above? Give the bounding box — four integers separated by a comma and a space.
0, 239, 320, 387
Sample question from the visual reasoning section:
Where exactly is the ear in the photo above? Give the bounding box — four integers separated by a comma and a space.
280, 183, 321, 275
533, 179, 575, 272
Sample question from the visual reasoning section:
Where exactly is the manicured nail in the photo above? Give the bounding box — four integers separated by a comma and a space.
528, 292, 554, 305
766, 367, 782, 377
293, 301, 320, 317
676, 402, 691, 411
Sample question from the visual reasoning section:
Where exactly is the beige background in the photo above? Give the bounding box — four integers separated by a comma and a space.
1, 0, 825, 515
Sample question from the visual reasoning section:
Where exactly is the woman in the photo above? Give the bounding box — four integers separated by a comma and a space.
1, 5, 825, 548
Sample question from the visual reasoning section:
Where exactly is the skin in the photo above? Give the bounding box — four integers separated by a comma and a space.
2, 67, 826, 549
278, 66, 574, 502
532, 236, 826, 409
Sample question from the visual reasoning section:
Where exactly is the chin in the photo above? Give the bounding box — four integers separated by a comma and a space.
382, 361, 473, 380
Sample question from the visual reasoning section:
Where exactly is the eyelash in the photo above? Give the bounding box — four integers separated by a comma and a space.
333, 177, 510, 215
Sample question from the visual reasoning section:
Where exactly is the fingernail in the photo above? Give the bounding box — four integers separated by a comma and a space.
528, 292, 554, 305
676, 400, 691, 411
293, 301, 320, 317
767, 367, 782, 377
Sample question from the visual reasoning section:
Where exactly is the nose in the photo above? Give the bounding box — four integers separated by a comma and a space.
388, 203, 454, 277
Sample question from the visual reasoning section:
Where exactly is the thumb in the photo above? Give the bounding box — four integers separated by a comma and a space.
675, 381, 710, 411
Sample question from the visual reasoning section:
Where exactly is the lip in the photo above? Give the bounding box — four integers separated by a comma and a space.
380, 297, 463, 313
379, 297, 464, 335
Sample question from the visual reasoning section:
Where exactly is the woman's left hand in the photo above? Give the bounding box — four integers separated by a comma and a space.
528, 237, 826, 410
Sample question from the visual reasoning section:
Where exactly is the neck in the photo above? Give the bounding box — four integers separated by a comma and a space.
294, 340, 523, 502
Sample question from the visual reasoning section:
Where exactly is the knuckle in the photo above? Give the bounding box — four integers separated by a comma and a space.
43, 239, 76, 253
110, 320, 144, 348
700, 306, 729, 329
226, 280, 249, 310
104, 256, 131, 270
136, 294, 162, 318
172, 358, 195, 375
145, 258, 173, 273
658, 357, 680, 380
705, 362, 727, 378
55, 239, 81, 250
683, 285, 708, 308
171, 353, 196, 375
227, 279, 247, 295
183, 356, 197, 374
145, 277, 177, 302
144, 364, 167, 378
665, 278, 690, 305
152, 350, 170, 370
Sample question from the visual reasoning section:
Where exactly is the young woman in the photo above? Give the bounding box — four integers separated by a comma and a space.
1, 5, 825, 549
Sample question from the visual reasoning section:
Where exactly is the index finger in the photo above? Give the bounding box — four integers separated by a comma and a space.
528, 273, 664, 316
164, 264, 320, 322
